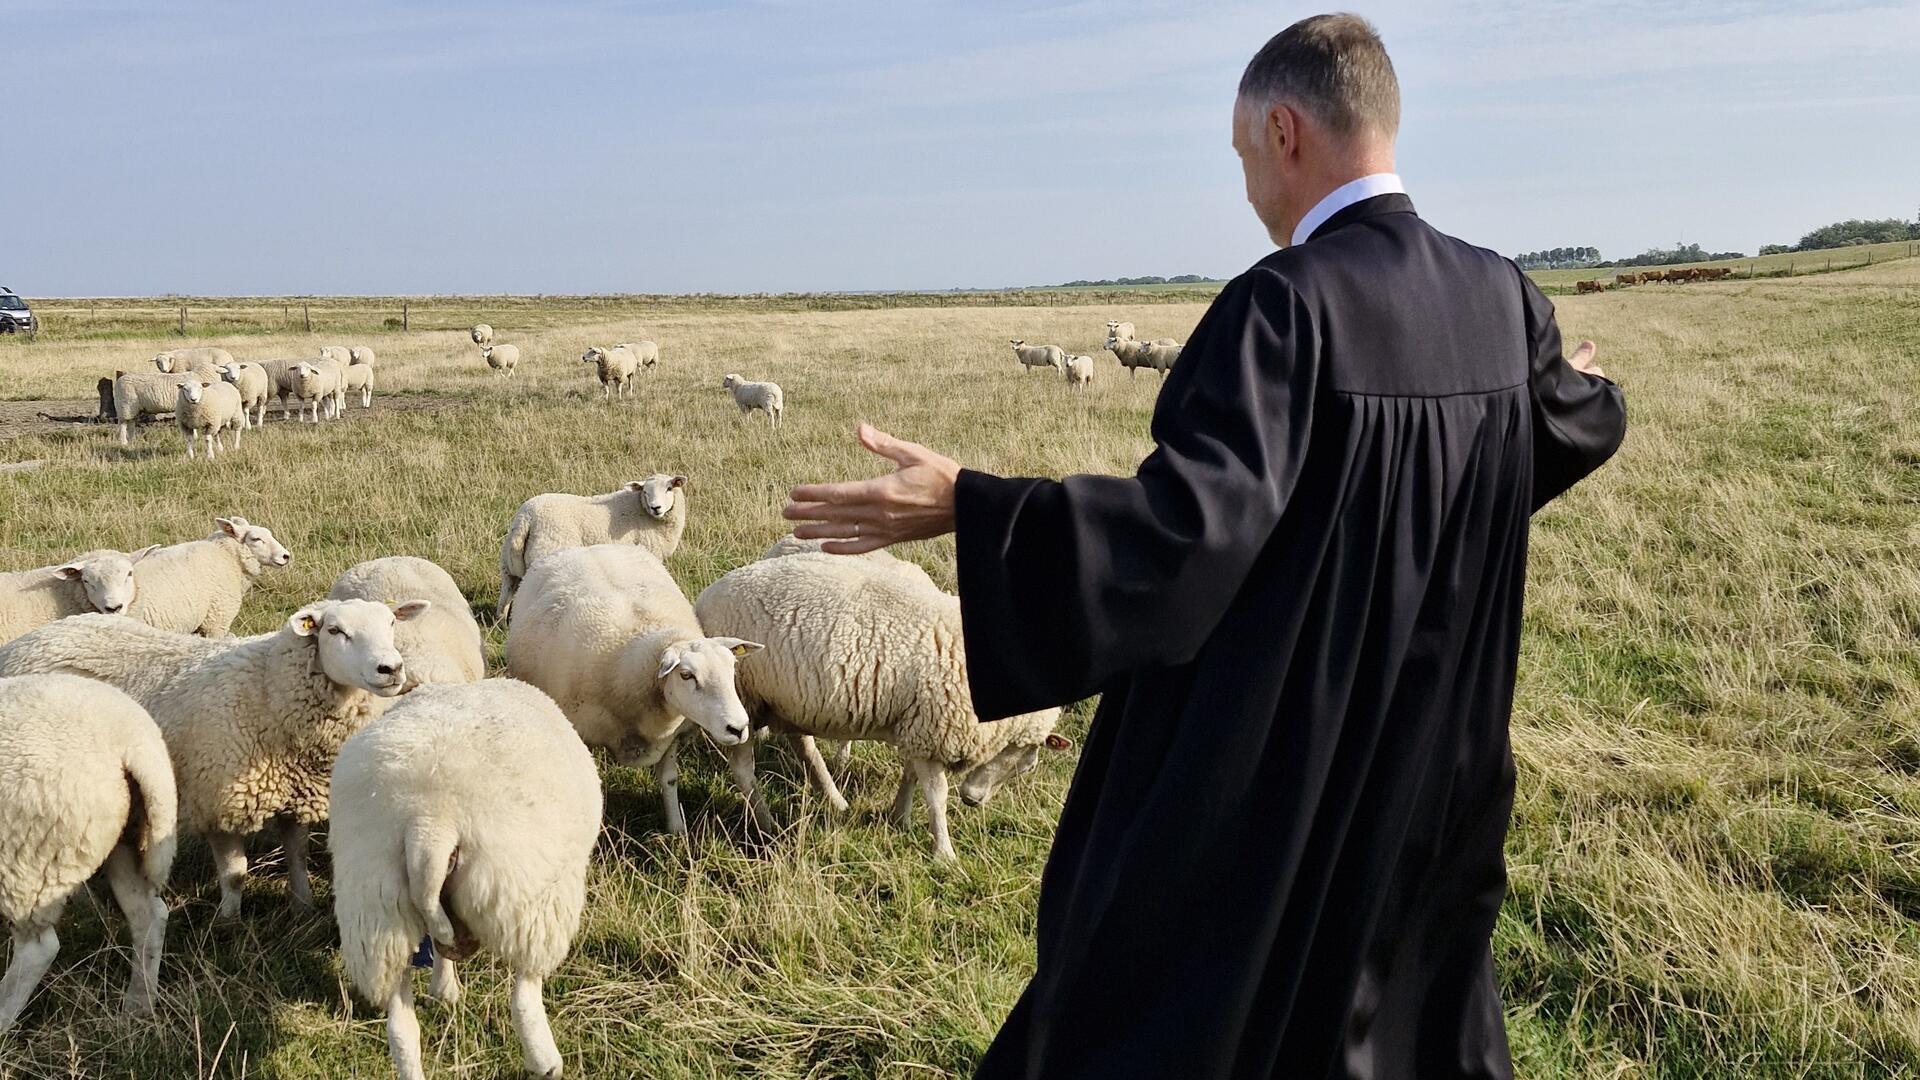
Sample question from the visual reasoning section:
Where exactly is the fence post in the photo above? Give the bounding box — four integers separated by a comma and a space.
402, 300, 409, 332
178, 306, 186, 337
303, 304, 311, 332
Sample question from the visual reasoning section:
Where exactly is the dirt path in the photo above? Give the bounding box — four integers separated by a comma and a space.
0, 393, 470, 442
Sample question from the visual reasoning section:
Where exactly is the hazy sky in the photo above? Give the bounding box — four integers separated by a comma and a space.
3, 0, 1915, 296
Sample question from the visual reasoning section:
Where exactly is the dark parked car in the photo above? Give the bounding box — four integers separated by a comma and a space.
0, 288, 33, 334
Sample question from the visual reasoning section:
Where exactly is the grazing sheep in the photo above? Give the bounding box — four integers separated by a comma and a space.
331, 679, 599, 1080
1062, 353, 1095, 389
288, 361, 342, 422
176, 379, 248, 460
151, 347, 235, 376
496, 474, 688, 620
348, 346, 376, 367
694, 553, 1069, 859
582, 345, 638, 400
95, 377, 116, 424
1103, 320, 1137, 347
619, 339, 660, 373
329, 557, 485, 690
0, 547, 157, 646
504, 545, 764, 834
721, 373, 784, 428
470, 324, 494, 346
341, 361, 375, 409
1009, 340, 1065, 374
481, 344, 520, 377
128, 516, 292, 638
111, 370, 193, 444
218, 362, 272, 427
0, 674, 176, 1033
0, 599, 424, 918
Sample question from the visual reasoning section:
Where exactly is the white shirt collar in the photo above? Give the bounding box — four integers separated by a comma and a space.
1289, 173, 1406, 247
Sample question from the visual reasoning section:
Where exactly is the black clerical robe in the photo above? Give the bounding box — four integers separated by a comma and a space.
955, 193, 1626, 1080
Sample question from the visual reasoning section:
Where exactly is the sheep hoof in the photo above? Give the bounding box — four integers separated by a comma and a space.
122, 990, 155, 1017
216, 895, 242, 920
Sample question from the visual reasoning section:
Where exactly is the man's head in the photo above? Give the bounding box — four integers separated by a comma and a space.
1233, 13, 1400, 247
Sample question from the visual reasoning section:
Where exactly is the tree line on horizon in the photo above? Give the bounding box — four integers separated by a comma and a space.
1520, 208, 1919, 270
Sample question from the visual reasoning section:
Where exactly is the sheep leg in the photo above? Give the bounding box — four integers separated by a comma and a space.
831, 739, 854, 777
184, 428, 196, 459
510, 971, 563, 1078
0, 921, 60, 1035
888, 764, 915, 826
788, 734, 850, 813
119, 420, 131, 444
653, 743, 687, 836
722, 738, 777, 832
209, 830, 248, 918
428, 953, 462, 1006
384, 980, 428, 1080
104, 844, 168, 1016
910, 758, 956, 861
282, 819, 313, 908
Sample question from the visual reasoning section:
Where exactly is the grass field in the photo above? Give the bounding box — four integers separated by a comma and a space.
1526, 238, 1920, 290
1, 261, 1918, 1077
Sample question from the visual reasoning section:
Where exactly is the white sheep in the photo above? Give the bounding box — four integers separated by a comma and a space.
288, 360, 342, 422
0, 599, 424, 918
110, 369, 193, 444
1108, 337, 1178, 380
582, 345, 637, 400
0, 674, 176, 1033
496, 473, 687, 620
1009, 340, 1065, 374
1062, 353, 1094, 390
250, 357, 309, 421
349, 346, 376, 367
332, 679, 599, 1080
128, 516, 292, 637
504, 544, 765, 834
618, 339, 659, 373
470, 324, 494, 346
482, 343, 520, 377
341, 361, 375, 409
317, 345, 354, 366
218, 362, 272, 427
0, 546, 157, 646
176, 379, 248, 459
1103, 320, 1136, 347
329, 557, 485, 690
151, 347, 235, 376
721, 373, 784, 428
759, 533, 938, 593
694, 553, 1070, 859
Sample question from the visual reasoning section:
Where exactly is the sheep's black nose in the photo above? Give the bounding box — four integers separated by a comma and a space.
377, 663, 399, 676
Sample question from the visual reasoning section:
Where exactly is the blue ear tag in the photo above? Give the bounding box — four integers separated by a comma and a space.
410, 935, 435, 968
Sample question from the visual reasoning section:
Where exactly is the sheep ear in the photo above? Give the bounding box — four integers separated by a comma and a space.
716, 638, 763, 659
656, 647, 683, 680
53, 562, 85, 580
289, 607, 323, 637
670, 475, 687, 490
129, 544, 160, 564
391, 599, 431, 622
625, 481, 646, 492
1045, 733, 1073, 752
214, 517, 241, 537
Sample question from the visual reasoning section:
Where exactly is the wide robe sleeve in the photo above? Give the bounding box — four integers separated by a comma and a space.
1522, 272, 1627, 511
954, 268, 1317, 722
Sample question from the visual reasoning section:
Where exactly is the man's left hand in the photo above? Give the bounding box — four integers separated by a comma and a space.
784, 424, 961, 554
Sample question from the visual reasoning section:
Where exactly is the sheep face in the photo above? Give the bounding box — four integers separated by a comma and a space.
721, 373, 742, 390
956, 730, 1073, 807
215, 515, 293, 568
217, 363, 242, 383
54, 545, 157, 616
628, 474, 685, 519
582, 347, 606, 365
290, 362, 322, 394
1008, 340, 1025, 349
290, 597, 428, 697
152, 354, 179, 373
177, 381, 212, 406
656, 637, 763, 747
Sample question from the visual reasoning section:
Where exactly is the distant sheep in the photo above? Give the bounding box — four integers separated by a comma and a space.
496, 473, 687, 620
1103, 320, 1136, 347
251, 357, 308, 421
341, 361, 374, 409
1009, 340, 1065, 374
128, 516, 291, 638
0, 546, 157, 646
176, 379, 248, 460
1063, 353, 1094, 389
287, 361, 341, 422
620, 339, 660, 373
218, 362, 272, 427
329, 556, 485, 690
721, 373, 784, 428
470, 324, 494, 346
1108, 337, 1180, 381
348, 346, 376, 367
111, 370, 193, 444
482, 344, 520, 377
583, 345, 638, 399
151, 347, 235, 376
317, 345, 353, 366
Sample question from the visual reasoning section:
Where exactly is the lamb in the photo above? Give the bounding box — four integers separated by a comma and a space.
111, 369, 193, 444
470, 324, 494, 346
0, 599, 424, 918
721, 373, 784, 428
218, 362, 272, 427
348, 346, 376, 367
0, 546, 157, 646
1009, 339, 1065, 374
481, 343, 520, 377
330, 557, 485, 689
288, 360, 343, 422
341, 360, 375, 409
151, 347, 235, 376
504, 544, 765, 834
0, 674, 176, 1033
582, 345, 638, 400
176, 379, 248, 459
694, 553, 1070, 860
496, 473, 688, 620
128, 516, 292, 637
1062, 353, 1095, 389
331, 679, 599, 1080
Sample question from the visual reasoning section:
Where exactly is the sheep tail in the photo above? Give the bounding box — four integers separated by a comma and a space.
403, 819, 461, 949
121, 738, 179, 888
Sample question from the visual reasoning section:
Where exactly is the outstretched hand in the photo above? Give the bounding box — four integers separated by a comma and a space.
783, 424, 961, 554
1568, 339, 1604, 379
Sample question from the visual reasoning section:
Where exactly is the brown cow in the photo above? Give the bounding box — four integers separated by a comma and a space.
1575, 279, 1606, 294
1643, 270, 1667, 282
1615, 273, 1640, 287
1669, 267, 1700, 283
1699, 267, 1733, 281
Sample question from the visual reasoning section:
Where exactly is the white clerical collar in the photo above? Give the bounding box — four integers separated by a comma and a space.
1289, 173, 1406, 247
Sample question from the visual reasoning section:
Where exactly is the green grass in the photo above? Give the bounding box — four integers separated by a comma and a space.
1, 264, 1919, 1076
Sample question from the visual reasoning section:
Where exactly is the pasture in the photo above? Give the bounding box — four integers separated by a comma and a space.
1, 260, 1918, 1077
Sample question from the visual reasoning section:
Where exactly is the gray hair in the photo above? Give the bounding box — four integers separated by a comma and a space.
1238, 13, 1400, 140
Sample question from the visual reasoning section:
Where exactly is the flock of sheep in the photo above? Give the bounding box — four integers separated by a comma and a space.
1009, 320, 1184, 388
101, 345, 379, 455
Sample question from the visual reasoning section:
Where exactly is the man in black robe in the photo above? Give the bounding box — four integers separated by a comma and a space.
784, 13, 1626, 1079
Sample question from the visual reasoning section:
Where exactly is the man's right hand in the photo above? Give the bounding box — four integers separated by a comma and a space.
1568, 339, 1604, 379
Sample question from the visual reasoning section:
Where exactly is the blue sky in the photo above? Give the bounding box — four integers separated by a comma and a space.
2, 0, 1915, 295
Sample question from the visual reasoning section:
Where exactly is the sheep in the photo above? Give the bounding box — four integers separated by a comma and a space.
1009, 339, 1065, 374
128, 515, 292, 637
721, 373, 784, 428
0, 674, 176, 1033
496, 473, 688, 620
481, 343, 520, 377
582, 345, 637, 400
694, 553, 1070, 860
176, 379, 248, 460
349, 346, 376, 367
760, 533, 938, 593
1108, 337, 1173, 381
1103, 320, 1136, 347
619, 339, 660, 373
0, 546, 157, 646
251, 357, 310, 421
1137, 340, 1182, 378
288, 360, 342, 422
331, 679, 599, 1080
1062, 353, 1095, 390
111, 369, 193, 444
329, 557, 485, 690
151, 347, 235, 376
470, 324, 494, 346
317, 345, 354, 366
0, 598, 425, 918
95, 377, 116, 424
218, 362, 272, 427
504, 544, 765, 835
341, 360, 375, 409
